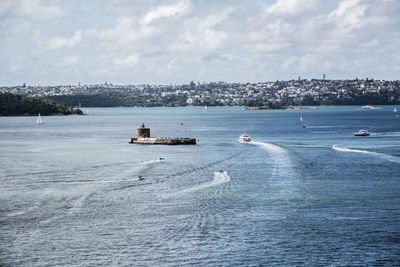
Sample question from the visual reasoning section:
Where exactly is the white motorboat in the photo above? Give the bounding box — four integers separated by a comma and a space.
355, 129, 370, 136
157, 157, 165, 162
239, 134, 251, 142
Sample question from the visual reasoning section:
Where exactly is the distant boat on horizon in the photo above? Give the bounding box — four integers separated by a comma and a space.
204, 105, 208, 112
300, 114, 303, 122
361, 105, 375, 109
36, 113, 43, 125
394, 107, 397, 113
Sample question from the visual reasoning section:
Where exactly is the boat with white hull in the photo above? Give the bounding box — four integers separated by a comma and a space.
239, 134, 251, 143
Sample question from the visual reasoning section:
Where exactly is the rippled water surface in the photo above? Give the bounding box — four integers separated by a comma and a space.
1, 106, 400, 266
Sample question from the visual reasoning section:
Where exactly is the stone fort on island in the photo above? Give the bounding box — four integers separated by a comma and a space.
129, 123, 196, 145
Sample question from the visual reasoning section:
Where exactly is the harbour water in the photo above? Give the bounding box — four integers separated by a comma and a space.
1, 106, 400, 266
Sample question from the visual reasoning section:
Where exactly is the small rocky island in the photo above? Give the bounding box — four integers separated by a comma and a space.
0, 92, 83, 116
129, 123, 196, 145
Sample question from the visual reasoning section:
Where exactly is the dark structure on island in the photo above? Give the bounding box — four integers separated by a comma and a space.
129, 123, 196, 145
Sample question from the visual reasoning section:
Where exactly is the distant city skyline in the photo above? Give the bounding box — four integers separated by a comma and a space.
1, 0, 399, 86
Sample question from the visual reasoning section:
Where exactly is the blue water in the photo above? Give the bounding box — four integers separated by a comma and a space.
1, 106, 400, 266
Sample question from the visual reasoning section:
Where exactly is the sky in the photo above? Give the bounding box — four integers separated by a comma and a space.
0, 0, 399, 85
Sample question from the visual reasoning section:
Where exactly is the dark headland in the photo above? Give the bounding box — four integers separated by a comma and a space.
0, 92, 83, 116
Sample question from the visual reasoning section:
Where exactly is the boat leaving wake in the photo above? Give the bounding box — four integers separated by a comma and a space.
332, 145, 400, 163
169, 171, 231, 197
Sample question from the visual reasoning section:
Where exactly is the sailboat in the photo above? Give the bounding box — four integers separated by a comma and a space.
36, 113, 43, 125
300, 114, 303, 122
394, 107, 397, 113
204, 105, 208, 112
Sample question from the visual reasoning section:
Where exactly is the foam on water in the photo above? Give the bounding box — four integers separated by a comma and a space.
66, 195, 88, 216
169, 171, 231, 197
246, 140, 304, 201
249, 141, 288, 153
332, 145, 400, 163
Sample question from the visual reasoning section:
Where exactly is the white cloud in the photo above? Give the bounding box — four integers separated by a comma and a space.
140, 0, 189, 25
55, 55, 80, 68
328, 0, 369, 34
267, 0, 321, 16
18, 0, 67, 20
252, 42, 292, 53
360, 39, 380, 48
114, 54, 140, 68
176, 9, 233, 52
93, 17, 156, 51
48, 31, 82, 49
0, 0, 15, 17
10, 65, 21, 72
2, 0, 400, 84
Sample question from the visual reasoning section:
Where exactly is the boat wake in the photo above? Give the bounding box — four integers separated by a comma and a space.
247, 141, 300, 201
168, 171, 231, 197
332, 145, 400, 163
305, 126, 334, 129
374, 132, 400, 137
249, 141, 287, 153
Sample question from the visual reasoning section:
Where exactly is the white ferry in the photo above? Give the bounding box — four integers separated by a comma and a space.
239, 134, 251, 143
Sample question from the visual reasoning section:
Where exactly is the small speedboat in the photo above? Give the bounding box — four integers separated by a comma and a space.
302, 124, 307, 128
355, 129, 370, 136
239, 134, 251, 142
138, 176, 145, 180
219, 170, 224, 173
157, 157, 165, 162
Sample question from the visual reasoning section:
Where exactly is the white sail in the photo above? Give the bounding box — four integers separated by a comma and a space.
204, 105, 208, 112
394, 107, 397, 113
36, 113, 43, 125
300, 115, 303, 122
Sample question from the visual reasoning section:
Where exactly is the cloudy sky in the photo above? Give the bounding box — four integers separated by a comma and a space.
1, 0, 399, 85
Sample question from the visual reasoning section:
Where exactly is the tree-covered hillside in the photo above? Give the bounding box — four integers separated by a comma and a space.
0, 92, 83, 116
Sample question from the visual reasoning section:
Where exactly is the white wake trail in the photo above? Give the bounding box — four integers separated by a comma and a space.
249, 141, 288, 153
332, 145, 400, 163
169, 171, 231, 197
